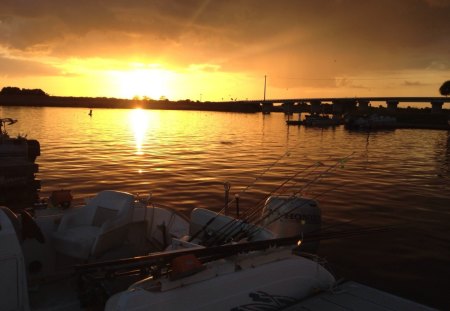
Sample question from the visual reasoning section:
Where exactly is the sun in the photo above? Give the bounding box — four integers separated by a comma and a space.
114, 65, 173, 100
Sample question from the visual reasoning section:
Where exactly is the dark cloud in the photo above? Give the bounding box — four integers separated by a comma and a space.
0, 0, 449, 80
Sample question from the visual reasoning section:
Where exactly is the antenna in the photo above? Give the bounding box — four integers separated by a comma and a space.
264, 75, 267, 101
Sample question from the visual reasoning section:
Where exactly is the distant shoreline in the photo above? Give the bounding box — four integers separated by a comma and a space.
1, 94, 449, 130
0, 94, 261, 113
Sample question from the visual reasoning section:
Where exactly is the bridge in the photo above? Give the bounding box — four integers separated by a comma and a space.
222, 97, 450, 114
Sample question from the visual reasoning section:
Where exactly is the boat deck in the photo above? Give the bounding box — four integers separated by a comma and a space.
285, 281, 436, 311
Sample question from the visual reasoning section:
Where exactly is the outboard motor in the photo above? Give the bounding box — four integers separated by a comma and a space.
261, 195, 321, 252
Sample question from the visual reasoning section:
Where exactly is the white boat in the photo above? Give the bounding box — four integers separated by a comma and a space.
303, 114, 341, 127
104, 247, 335, 311
345, 113, 397, 130
0, 189, 321, 310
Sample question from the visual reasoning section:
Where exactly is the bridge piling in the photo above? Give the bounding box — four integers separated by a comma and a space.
386, 100, 399, 113
282, 102, 294, 115
262, 102, 273, 114
431, 101, 444, 114
310, 100, 322, 114
358, 100, 370, 113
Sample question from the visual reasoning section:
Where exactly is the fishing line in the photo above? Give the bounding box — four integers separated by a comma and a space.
205, 157, 344, 246
205, 154, 353, 246
243, 151, 352, 223
221, 161, 322, 232
188, 143, 299, 242
75, 224, 396, 284
203, 161, 325, 246
232, 154, 354, 242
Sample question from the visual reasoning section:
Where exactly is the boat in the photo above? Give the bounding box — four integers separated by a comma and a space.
286, 113, 342, 127
0, 118, 40, 165
0, 190, 435, 310
103, 243, 335, 311
0, 118, 41, 207
0, 189, 322, 310
286, 119, 303, 126
345, 113, 397, 130
102, 239, 435, 311
303, 113, 341, 127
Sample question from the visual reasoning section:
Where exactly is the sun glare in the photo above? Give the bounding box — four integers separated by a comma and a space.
129, 108, 149, 155
114, 65, 173, 100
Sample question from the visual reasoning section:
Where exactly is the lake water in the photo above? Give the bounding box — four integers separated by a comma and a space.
1, 105, 449, 309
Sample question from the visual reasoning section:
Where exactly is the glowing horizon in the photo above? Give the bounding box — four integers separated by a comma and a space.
1, 1, 448, 101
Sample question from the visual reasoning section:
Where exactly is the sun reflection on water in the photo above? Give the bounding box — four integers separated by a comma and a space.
129, 108, 149, 155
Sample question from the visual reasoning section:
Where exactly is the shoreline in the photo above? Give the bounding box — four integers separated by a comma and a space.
0, 94, 261, 113
1, 94, 449, 130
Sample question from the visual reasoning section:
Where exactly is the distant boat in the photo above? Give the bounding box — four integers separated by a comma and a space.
286, 113, 303, 125
287, 113, 341, 127
345, 113, 396, 130
303, 113, 342, 127
286, 119, 303, 125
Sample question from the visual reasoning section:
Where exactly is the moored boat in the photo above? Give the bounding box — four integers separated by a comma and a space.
286, 119, 303, 125
303, 113, 342, 127
0, 118, 40, 165
345, 113, 397, 130
0, 189, 321, 310
0, 118, 41, 207
104, 246, 335, 311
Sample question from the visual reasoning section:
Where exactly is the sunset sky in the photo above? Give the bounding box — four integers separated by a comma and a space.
1, 0, 449, 101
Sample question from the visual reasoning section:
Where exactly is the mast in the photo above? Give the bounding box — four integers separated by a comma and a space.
264, 75, 267, 101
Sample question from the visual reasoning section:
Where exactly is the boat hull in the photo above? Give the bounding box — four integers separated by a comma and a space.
105, 253, 335, 311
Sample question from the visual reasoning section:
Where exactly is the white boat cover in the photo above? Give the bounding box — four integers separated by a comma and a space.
105, 252, 335, 311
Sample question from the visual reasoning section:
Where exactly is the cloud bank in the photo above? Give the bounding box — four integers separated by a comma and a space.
0, 0, 448, 97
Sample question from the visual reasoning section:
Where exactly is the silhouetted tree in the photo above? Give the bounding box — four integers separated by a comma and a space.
439, 80, 450, 96
0, 87, 21, 95
0, 87, 48, 96
22, 88, 48, 96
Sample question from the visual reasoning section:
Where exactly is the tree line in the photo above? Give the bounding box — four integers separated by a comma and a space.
0, 87, 48, 96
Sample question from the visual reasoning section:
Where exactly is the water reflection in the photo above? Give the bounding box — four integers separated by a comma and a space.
129, 108, 149, 155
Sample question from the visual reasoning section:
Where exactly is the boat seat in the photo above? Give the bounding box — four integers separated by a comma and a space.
52, 190, 135, 260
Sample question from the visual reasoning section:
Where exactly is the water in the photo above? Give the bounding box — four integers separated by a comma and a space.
1, 106, 449, 308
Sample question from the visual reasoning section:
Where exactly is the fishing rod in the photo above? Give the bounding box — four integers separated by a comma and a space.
234, 154, 354, 241
74, 224, 395, 280
207, 154, 354, 246
228, 152, 352, 231
200, 160, 327, 246
188, 147, 298, 242
233, 160, 325, 223
240, 177, 353, 242
75, 222, 396, 308
204, 160, 336, 246
238, 183, 347, 242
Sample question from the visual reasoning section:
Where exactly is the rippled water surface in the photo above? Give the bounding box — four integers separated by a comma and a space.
2, 105, 449, 308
